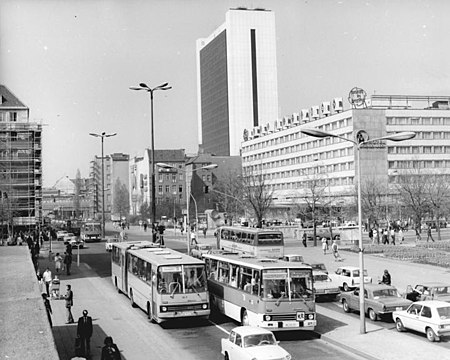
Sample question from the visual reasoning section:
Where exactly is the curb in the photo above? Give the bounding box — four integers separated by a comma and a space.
317, 333, 380, 360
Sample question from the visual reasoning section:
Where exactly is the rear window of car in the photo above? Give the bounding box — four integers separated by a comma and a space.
437, 306, 450, 319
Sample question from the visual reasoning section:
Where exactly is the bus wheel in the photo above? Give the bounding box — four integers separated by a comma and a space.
147, 303, 154, 322
115, 278, 121, 294
241, 310, 249, 326
130, 290, 136, 308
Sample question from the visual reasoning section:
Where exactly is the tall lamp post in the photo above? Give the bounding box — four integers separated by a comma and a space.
130, 82, 171, 227
301, 128, 415, 334
89, 132, 117, 238
156, 162, 217, 254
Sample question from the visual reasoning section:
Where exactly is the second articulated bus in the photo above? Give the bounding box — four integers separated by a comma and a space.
111, 241, 210, 323
216, 226, 284, 258
203, 252, 316, 331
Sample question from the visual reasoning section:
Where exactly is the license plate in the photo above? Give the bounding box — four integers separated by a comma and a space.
177, 311, 195, 317
303, 320, 315, 327
283, 321, 299, 328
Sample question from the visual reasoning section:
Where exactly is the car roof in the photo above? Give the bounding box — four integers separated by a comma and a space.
337, 266, 361, 271
359, 283, 396, 290
415, 282, 450, 287
231, 326, 273, 336
284, 254, 303, 257
413, 300, 450, 307
313, 270, 329, 276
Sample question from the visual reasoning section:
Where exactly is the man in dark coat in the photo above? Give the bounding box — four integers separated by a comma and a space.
77, 309, 93, 357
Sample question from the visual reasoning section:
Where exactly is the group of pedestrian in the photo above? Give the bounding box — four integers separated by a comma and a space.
368, 226, 405, 245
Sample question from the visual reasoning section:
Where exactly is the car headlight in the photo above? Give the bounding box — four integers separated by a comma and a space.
285, 355, 292, 360
202, 303, 208, 309
161, 306, 167, 312
308, 313, 315, 320
264, 315, 272, 321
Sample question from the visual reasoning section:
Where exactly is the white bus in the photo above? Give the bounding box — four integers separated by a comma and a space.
216, 226, 284, 258
203, 252, 316, 331
80, 221, 102, 242
111, 241, 210, 323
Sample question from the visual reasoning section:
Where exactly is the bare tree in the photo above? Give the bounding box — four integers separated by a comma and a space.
424, 173, 450, 240
241, 166, 273, 228
396, 167, 431, 239
360, 177, 387, 230
211, 170, 245, 225
112, 178, 130, 220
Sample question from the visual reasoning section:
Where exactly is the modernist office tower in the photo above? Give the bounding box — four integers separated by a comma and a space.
196, 8, 279, 156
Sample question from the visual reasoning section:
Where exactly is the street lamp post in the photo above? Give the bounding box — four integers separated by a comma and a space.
130, 83, 171, 228
156, 162, 217, 254
301, 128, 415, 334
89, 132, 117, 238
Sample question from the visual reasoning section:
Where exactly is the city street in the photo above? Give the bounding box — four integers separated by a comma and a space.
42, 225, 450, 359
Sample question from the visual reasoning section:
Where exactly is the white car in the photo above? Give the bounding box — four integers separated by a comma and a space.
282, 254, 304, 263
63, 233, 77, 244
313, 271, 340, 300
393, 300, 450, 342
221, 326, 291, 360
56, 230, 68, 241
329, 266, 372, 292
190, 244, 213, 259
64, 233, 84, 248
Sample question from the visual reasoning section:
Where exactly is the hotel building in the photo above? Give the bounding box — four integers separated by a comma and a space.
196, 7, 278, 156
241, 94, 450, 215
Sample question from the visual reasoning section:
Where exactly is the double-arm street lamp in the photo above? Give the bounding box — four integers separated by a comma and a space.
89, 132, 117, 238
301, 128, 415, 334
130, 83, 172, 227
157, 162, 217, 254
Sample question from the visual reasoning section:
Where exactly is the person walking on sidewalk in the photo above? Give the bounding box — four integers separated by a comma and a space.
42, 267, 52, 297
77, 309, 93, 358
398, 228, 405, 244
321, 237, 327, 255
390, 227, 396, 245
54, 252, 63, 274
64, 284, 74, 323
426, 226, 435, 242
368, 228, 374, 244
64, 252, 72, 275
302, 232, 307, 248
101, 336, 121, 360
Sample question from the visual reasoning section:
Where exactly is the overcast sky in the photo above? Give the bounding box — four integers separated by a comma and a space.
1, 0, 449, 187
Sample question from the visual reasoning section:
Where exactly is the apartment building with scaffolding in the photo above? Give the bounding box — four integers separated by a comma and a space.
241, 93, 450, 218
0, 85, 42, 232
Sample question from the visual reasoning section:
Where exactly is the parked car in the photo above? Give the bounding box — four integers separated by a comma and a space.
282, 254, 304, 263
305, 228, 340, 241
340, 284, 412, 321
405, 282, 450, 303
221, 326, 292, 360
313, 271, 340, 300
329, 266, 372, 292
56, 230, 68, 241
393, 300, 450, 342
190, 244, 213, 259
309, 263, 328, 274
105, 235, 120, 252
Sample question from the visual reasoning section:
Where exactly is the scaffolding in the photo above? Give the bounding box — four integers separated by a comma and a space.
0, 121, 42, 233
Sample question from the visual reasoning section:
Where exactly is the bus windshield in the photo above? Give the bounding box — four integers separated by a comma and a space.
158, 265, 207, 294
262, 269, 313, 300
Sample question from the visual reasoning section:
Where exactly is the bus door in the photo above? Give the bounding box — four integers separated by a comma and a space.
150, 267, 156, 320
121, 250, 128, 294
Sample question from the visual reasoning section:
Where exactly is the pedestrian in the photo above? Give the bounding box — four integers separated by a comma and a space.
36, 269, 44, 294
42, 267, 52, 297
77, 309, 93, 358
372, 228, 378, 245
51, 275, 60, 299
368, 228, 373, 244
143, 222, 148, 232
158, 224, 165, 245
382, 229, 389, 245
380, 269, 392, 285
203, 227, 207, 238
426, 226, 435, 242
64, 252, 72, 275
54, 252, 63, 274
66, 243, 72, 256
302, 232, 307, 248
64, 284, 74, 324
42, 293, 53, 328
331, 240, 342, 261
398, 228, 405, 244
101, 336, 121, 360
190, 231, 198, 245
390, 228, 396, 245
321, 237, 327, 255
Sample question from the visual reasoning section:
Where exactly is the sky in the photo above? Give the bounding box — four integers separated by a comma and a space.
1, 0, 449, 187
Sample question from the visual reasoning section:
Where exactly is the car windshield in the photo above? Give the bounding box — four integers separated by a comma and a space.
314, 274, 330, 282
288, 256, 304, 262
437, 306, 450, 319
352, 269, 368, 277
373, 289, 400, 298
311, 264, 326, 271
200, 245, 212, 251
262, 269, 313, 300
243, 333, 276, 347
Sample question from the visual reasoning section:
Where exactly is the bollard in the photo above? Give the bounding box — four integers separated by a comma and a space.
48, 250, 52, 261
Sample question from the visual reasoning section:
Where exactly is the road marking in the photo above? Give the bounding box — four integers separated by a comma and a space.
209, 320, 230, 335
85, 263, 92, 270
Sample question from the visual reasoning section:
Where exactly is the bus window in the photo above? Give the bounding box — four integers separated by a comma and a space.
185, 265, 207, 292
218, 261, 230, 283
262, 270, 288, 299
289, 270, 313, 299
158, 266, 183, 294
230, 264, 239, 287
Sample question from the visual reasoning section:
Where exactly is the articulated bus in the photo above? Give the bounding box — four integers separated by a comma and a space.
203, 252, 316, 331
216, 226, 284, 258
111, 241, 210, 323
80, 221, 102, 242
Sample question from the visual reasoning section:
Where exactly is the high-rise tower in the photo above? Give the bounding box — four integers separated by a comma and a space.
196, 8, 279, 156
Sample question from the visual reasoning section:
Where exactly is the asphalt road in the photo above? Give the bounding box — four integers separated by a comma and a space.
75, 233, 359, 360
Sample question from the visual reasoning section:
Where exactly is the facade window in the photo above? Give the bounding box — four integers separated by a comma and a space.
9, 112, 17, 122
179, 173, 183, 180
172, 174, 176, 182
158, 174, 163, 182
158, 185, 163, 193
165, 185, 170, 193
423, 146, 432, 154
179, 185, 183, 193
422, 117, 432, 125
410, 117, 420, 125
